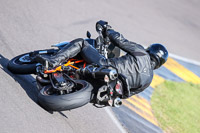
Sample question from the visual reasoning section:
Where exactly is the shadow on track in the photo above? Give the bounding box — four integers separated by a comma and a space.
0, 54, 38, 102
0, 54, 69, 118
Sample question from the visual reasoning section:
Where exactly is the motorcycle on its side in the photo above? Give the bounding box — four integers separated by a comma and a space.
7, 23, 130, 111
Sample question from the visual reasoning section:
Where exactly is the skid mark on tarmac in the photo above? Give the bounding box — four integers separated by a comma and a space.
113, 57, 200, 133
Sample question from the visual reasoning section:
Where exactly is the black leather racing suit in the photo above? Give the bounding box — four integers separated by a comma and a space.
81, 29, 154, 97
103, 30, 153, 96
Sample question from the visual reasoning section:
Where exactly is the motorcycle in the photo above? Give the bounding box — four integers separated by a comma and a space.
7, 24, 130, 111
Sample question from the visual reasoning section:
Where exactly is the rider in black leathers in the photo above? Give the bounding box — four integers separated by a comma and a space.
36, 20, 168, 98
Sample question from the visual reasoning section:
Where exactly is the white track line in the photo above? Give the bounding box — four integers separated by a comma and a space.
169, 53, 200, 66
104, 107, 127, 133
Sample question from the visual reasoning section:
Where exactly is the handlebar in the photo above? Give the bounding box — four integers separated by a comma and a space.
95, 25, 111, 58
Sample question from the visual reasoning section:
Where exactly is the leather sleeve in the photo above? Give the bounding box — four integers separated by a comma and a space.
106, 29, 147, 57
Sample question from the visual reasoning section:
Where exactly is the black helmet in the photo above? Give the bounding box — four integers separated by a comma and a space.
146, 43, 168, 69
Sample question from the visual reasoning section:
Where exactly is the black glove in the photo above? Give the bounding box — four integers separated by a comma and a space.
96, 20, 112, 37
96, 20, 108, 32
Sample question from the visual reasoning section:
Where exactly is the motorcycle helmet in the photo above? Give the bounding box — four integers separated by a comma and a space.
146, 43, 168, 69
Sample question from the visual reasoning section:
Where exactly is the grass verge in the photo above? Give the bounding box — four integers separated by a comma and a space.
151, 80, 200, 133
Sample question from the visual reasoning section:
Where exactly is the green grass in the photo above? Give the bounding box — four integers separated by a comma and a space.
151, 81, 200, 133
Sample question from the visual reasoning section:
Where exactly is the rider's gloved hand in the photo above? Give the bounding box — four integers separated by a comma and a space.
96, 20, 112, 37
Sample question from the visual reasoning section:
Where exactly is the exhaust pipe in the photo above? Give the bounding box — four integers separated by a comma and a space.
36, 75, 50, 84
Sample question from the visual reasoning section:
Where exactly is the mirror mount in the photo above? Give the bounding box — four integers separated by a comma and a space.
86, 31, 91, 39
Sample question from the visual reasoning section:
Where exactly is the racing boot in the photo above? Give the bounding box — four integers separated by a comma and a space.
35, 38, 84, 68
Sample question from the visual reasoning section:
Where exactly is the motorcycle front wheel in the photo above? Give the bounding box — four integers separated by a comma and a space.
38, 80, 93, 111
7, 49, 56, 74
7, 53, 38, 74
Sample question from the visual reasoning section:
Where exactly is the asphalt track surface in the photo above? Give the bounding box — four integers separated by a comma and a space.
0, 0, 200, 133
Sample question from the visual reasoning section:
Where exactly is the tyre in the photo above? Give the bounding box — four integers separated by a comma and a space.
7, 53, 37, 74
38, 80, 93, 111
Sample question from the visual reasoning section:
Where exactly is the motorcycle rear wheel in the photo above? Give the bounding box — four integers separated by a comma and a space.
38, 80, 93, 111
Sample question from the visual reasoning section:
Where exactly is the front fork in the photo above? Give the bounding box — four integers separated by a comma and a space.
80, 65, 122, 107
96, 84, 122, 107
